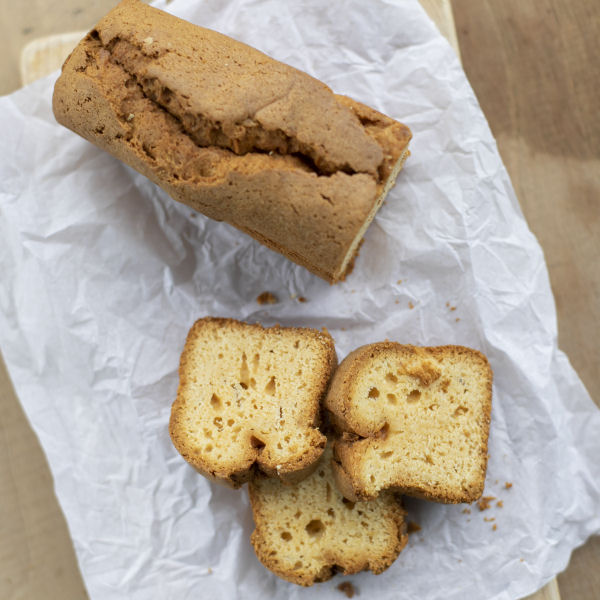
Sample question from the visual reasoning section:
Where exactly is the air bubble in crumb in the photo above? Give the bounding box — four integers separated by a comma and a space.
337, 581, 356, 598
144, 37, 153, 44
256, 291, 277, 305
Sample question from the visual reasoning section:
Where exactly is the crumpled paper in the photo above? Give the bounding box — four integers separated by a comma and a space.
1, 0, 599, 598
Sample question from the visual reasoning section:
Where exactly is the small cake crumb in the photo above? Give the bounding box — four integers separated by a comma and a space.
395, 299, 400, 304
298, 296, 307, 303
496, 500, 503, 508
455, 317, 460, 322
483, 517, 495, 522
450, 306, 456, 311
408, 301, 414, 309
256, 291, 277, 305
397, 279, 402, 284
341, 326, 346, 331
445, 302, 450, 307
462, 508, 471, 514
492, 524, 497, 531
407, 521, 421, 533
337, 582, 356, 598
520, 558, 524, 562
207, 567, 212, 574
505, 482, 513, 489
477, 496, 496, 511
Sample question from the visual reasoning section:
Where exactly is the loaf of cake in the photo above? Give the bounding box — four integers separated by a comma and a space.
52, 0, 411, 282
169, 318, 337, 487
324, 343, 493, 503
249, 443, 408, 586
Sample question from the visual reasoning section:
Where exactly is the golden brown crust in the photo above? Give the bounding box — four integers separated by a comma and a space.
169, 318, 337, 487
51, 0, 411, 283
248, 445, 408, 586
325, 343, 493, 503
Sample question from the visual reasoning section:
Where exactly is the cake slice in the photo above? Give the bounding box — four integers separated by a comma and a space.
324, 343, 493, 503
249, 443, 408, 586
169, 318, 337, 487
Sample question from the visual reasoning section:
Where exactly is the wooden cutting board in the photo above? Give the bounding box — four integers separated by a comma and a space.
2, 0, 585, 597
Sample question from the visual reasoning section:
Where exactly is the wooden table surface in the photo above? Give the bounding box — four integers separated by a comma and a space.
0, 1, 598, 598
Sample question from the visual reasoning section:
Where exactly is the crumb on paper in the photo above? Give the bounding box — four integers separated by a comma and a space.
298, 296, 307, 303
189, 212, 196, 218
483, 517, 495, 522
505, 482, 513, 489
256, 291, 277, 305
455, 317, 460, 322
520, 558, 524, 562
341, 326, 346, 331
492, 524, 497, 531
497, 500, 503, 508
495, 480, 499, 484
395, 299, 400, 304
407, 521, 421, 533
462, 508, 471, 514
450, 306, 456, 311
477, 496, 496, 511
207, 567, 212, 574
446, 302, 450, 307
408, 301, 414, 309
397, 279, 402, 284
337, 581, 356, 598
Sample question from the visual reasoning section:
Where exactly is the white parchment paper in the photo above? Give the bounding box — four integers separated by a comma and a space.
1, 1, 599, 598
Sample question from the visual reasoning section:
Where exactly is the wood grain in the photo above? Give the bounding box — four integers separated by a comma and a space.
451, 1, 600, 599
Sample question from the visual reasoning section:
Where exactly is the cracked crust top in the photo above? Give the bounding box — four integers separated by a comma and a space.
324, 343, 493, 503
169, 318, 337, 487
52, 0, 411, 282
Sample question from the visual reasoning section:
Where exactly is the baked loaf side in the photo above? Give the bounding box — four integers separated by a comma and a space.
52, 0, 411, 283
324, 343, 493, 503
169, 318, 336, 487
249, 443, 408, 586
